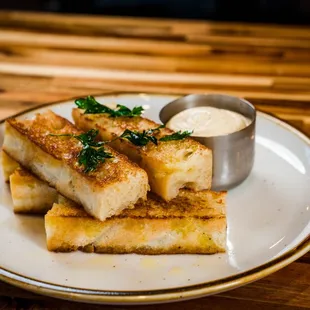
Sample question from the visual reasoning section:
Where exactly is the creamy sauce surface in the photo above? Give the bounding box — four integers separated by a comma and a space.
166, 106, 251, 137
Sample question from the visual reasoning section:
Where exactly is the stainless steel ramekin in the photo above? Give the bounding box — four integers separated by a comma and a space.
159, 94, 256, 191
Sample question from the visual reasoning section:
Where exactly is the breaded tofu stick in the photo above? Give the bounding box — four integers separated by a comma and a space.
46, 196, 227, 254
3, 110, 149, 221
72, 105, 212, 201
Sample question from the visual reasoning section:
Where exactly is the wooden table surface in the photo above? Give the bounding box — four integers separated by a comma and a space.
0, 10, 309, 310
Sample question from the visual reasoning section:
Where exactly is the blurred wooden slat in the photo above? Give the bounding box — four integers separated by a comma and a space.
0, 30, 213, 56
2, 44, 310, 77
0, 10, 309, 310
0, 74, 309, 135
1, 10, 310, 39
2, 29, 310, 62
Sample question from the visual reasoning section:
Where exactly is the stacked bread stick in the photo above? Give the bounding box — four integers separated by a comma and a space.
1, 97, 227, 254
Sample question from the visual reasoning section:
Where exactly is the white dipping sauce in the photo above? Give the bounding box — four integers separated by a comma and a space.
166, 106, 251, 137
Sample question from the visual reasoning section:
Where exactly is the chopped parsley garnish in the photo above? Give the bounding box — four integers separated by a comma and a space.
120, 125, 164, 146
75, 96, 144, 117
50, 129, 113, 173
77, 145, 113, 173
159, 130, 193, 141
119, 125, 192, 146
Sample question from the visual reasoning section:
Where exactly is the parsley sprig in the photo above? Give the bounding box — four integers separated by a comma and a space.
119, 125, 192, 146
159, 130, 193, 141
75, 96, 144, 118
120, 125, 164, 146
50, 129, 113, 173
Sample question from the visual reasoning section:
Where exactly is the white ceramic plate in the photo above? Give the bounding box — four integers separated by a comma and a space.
0, 93, 309, 305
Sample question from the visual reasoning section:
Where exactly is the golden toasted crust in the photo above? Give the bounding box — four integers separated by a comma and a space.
50, 240, 226, 255
72, 108, 207, 163
118, 190, 226, 218
12, 166, 33, 178
1, 150, 19, 182
4, 111, 149, 221
53, 189, 226, 219
2, 153, 224, 218
6, 110, 146, 187
10, 167, 58, 214
49, 198, 89, 217
72, 108, 213, 201
46, 203, 227, 254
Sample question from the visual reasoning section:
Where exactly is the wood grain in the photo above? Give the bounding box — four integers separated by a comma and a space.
0, 10, 309, 310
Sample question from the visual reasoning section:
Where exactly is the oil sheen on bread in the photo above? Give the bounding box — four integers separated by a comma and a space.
2, 111, 149, 221
45, 196, 226, 255
2, 152, 225, 218
72, 108, 212, 201
2, 152, 226, 254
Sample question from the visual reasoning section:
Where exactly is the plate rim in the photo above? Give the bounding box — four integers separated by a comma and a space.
0, 91, 309, 304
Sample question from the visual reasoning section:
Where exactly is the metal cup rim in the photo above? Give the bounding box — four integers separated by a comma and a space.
159, 93, 256, 139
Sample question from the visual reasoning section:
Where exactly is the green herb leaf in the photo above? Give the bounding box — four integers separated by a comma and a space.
50, 129, 113, 172
159, 130, 193, 141
78, 145, 113, 173
119, 125, 192, 146
145, 125, 165, 135
75, 96, 144, 117
75, 96, 111, 114
120, 129, 156, 146
73, 129, 106, 147
119, 125, 164, 146
114, 105, 144, 117
131, 106, 145, 116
